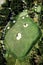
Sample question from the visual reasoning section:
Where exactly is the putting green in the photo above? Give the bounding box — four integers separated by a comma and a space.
4, 13, 41, 59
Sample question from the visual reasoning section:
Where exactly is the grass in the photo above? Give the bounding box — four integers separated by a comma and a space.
4, 13, 41, 59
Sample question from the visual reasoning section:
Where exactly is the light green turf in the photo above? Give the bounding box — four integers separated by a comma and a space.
4, 12, 41, 59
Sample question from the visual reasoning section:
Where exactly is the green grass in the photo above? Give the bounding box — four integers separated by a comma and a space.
4, 12, 41, 59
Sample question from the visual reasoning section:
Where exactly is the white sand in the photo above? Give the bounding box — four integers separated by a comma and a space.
0, 0, 6, 6
7, 27, 10, 29
16, 33, 22, 40
22, 16, 25, 19
13, 20, 16, 23
23, 23, 28, 28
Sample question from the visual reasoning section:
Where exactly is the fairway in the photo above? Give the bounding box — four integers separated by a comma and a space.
4, 14, 41, 59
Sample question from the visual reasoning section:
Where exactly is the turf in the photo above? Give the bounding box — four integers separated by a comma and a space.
4, 13, 41, 59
